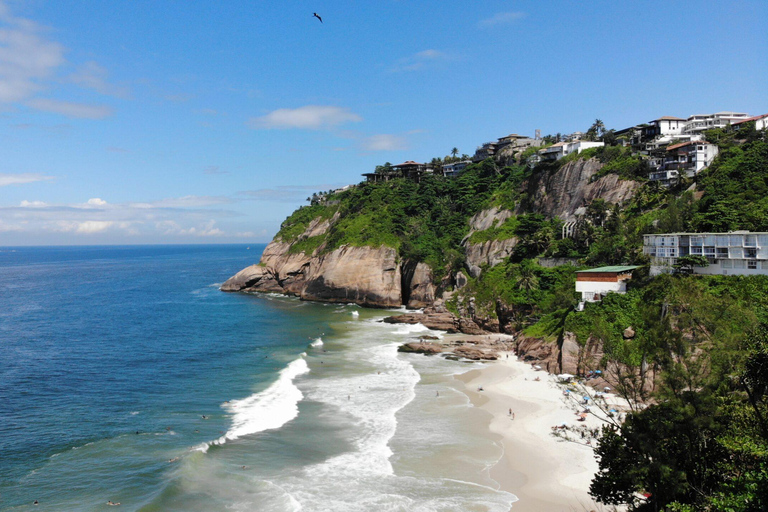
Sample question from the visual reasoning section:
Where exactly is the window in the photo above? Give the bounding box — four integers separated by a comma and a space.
730, 235, 743, 246
746, 248, 757, 258
690, 237, 703, 247
717, 236, 729, 246
704, 246, 716, 256
717, 248, 729, 258
748, 260, 758, 270
746, 235, 757, 247
730, 247, 744, 259
722, 260, 733, 269
691, 246, 703, 255
734, 260, 746, 269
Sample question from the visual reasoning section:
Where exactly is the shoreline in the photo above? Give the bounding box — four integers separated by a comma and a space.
447, 337, 611, 511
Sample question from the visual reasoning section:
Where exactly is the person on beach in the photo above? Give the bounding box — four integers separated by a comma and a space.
436, 391, 439, 397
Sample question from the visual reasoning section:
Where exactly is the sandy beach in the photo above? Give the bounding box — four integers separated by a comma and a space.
451, 338, 623, 512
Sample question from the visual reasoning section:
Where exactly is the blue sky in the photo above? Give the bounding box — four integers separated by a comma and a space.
1, 0, 766, 245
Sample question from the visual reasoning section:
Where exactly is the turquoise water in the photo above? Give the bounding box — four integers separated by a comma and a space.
0, 245, 516, 511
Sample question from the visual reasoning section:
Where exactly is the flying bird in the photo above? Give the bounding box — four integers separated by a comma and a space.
313, 12, 322, 23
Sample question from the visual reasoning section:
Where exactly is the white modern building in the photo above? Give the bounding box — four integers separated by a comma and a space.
683, 112, 751, 135
643, 232, 768, 276
538, 140, 604, 162
575, 266, 638, 307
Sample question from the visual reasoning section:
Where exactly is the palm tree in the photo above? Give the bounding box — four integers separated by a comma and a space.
451, 147, 459, 159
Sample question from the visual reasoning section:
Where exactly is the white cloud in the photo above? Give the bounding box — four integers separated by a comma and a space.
0, 172, 54, 186
86, 197, 107, 206
75, 220, 113, 233
360, 134, 408, 151
66, 61, 130, 98
391, 49, 450, 72
0, 11, 65, 102
0, 3, 120, 118
249, 105, 362, 130
20, 199, 47, 207
478, 12, 526, 27
26, 98, 113, 119
158, 219, 224, 237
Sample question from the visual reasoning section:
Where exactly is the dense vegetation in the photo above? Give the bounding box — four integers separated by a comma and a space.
577, 275, 768, 511
273, 125, 768, 509
277, 159, 532, 278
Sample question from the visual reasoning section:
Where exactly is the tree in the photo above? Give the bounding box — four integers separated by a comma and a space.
586, 119, 606, 141
451, 147, 459, 158
672, 255, 709, 275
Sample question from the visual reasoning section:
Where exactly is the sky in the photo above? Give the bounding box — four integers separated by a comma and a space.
0, 0, 766, 245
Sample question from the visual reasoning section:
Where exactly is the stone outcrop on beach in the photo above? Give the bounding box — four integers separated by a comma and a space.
397, 342, 443, 355
383, 307, 460, 332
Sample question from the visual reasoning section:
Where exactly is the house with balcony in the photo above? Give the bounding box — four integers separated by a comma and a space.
663, 141, 718, 176
575, 265, 639, 308
362, 161, 433, 183
683, 112, 751, 135
442, 160, 472, 178
472, 141, 498, 162
643, 232, 768, 276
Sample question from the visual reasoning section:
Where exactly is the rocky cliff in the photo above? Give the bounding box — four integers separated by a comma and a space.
223, 156, 641, 314
522, 158, 641, 223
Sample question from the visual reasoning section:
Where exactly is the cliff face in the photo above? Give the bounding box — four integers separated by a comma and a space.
523, 158, 640, 223
463, 206, 518, 278
223, 156, 641, 312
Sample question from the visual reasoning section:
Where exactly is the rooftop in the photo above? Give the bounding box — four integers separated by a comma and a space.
731, 113, 768, 126
652, 116, 686, 121
666, 140, 714, 151
577, 265, 640, 274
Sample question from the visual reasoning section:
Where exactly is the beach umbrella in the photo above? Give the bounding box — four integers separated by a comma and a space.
583, 396, 590, 401
604, 386, 611, 391
594, 370, 602, 374
557, 373, 574, 381
579, 413, 588, 418
534, 365, 542, 370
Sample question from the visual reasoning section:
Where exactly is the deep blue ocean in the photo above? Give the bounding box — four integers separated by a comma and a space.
0, 245, 516, 511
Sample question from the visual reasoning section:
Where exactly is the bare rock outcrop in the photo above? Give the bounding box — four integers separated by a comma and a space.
397, 342, 443, 355
468, 206, 513, 233
402, 261, 436, 309
383, 310, 460, 332
523, 158, 640, 223
453, 346, 499, 360
465, 238, 518, 278
301, 245, 402, 307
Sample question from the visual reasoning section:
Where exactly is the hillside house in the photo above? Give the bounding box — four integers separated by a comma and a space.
731, 113, 768, 132
643, 232, 768, 276
575, 265, 638, 307
442, 160, 472, 177
683, 112, 751, 135
662, 140, 718, 177
361, 161, 432, 183
473, 141, 498, 162
538, 140, 604, 162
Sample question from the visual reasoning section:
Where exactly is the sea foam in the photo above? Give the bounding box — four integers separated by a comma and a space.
200, 357, 309, 452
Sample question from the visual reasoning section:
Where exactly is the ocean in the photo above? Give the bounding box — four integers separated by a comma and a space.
0, 245, 516, 511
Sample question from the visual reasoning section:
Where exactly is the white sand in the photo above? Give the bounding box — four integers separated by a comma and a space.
456, 352, 624, 512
